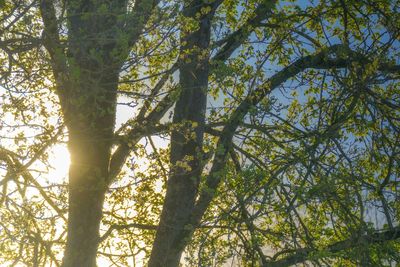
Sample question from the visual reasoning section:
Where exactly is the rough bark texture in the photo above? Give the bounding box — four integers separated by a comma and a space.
39, 0, 157, 265
56, 1, 125, 266
148, 1, 215, 266
61, 72, 118, 267
62, 139, 108, 267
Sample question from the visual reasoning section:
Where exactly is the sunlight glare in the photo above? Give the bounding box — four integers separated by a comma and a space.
47, 144, 70, 184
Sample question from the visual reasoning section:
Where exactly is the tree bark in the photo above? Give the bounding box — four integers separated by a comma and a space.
148, 1, 216, 265
61, 138, 107, 267
44, 1, 124, 265
61, 69, 118, 266
40, 0, 158, 265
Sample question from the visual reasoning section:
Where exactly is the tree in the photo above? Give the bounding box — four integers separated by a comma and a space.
0, 0, 399, 266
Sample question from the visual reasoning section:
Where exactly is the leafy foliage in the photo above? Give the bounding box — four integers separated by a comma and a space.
0, 0, 399, 266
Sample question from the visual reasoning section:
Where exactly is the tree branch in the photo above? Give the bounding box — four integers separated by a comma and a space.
124, 0, 160, 48
99, 221, 240, 243
0, 147, 67, 222
109, 66, 178, 183
267, 226, 400, 267
39, 0, 69, 110
108, 123, 170, 183
99, 223, 157, 243
191, 43, 399, 229
213, 0, 277, 62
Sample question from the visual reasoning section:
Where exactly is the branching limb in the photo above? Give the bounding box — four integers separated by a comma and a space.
213, 0, 278, 62
191, 43, 400, 230
39, 0, 69, 110
124, 0, 161, 48
0, 147, 67, 222
267, 226, 400, 267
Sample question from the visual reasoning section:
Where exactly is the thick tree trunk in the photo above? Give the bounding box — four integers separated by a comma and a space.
148, 42, 209, 266
148, 1, 215, 266
62, 189, 105, 267
40, 1, 155, 266
58, 1, 124, 264
61, 70, 118, 266
61, 130, 110, 267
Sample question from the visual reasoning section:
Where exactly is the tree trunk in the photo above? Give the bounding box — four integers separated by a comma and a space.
61, 70, 118, 266
58, 1, 124, 264
39, 1, 154, 266
148, 1, 215, 265
61, 131, 110, 267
